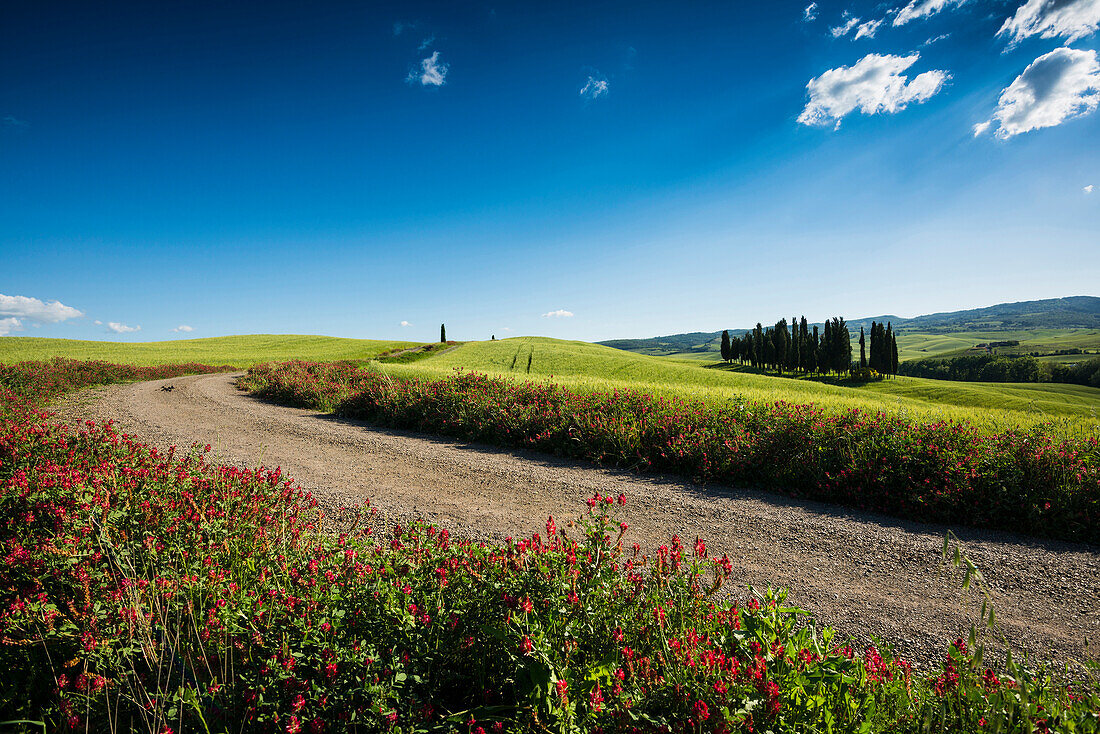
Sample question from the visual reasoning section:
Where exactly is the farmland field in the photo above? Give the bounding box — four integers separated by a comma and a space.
0, 334, 419, 366
6, 334, 1100, 434
396, 337, 1100, 434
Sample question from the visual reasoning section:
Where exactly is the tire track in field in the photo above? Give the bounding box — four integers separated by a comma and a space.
55, 372, 1100, 671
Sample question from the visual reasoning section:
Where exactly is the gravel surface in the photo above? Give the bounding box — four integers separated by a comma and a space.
54, 372, 1100, 672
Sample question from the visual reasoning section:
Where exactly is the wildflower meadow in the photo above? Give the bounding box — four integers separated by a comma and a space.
1, 359, 1097, 732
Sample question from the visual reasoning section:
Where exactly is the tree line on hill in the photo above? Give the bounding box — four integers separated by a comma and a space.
899, 353, 1100, 388
719, 317, 899, 378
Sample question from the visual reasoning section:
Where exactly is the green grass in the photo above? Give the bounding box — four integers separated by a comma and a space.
8, 334, 1100, 436
384, 337, 1100, 435
897, 328, 1100, 361
0, 335, 420, 367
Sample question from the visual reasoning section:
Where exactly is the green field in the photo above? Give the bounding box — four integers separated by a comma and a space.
381, 337, 1100, 435
0, 335, 419, 367
6, 334, 1099, 436
897, 328, 1100, 361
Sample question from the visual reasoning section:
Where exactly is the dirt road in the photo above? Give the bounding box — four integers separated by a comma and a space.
55, 372, 1100, 670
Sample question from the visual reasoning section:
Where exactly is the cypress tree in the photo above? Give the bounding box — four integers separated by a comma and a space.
859, 327, 867, 369
789, 316, 799, 372
441, 324, 447, 343
868, 322, 878, 371
720, 330, 732, 363
773, 319, 788, 374
838, 317, 852, 374
799, 317, 810, 372
822, 321, 833, 375
753, 324, 764, 369
810, 325, 819, 374
889, 325, 899, 376
885, 323, 894, 375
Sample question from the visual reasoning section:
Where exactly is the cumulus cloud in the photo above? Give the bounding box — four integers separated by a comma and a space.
107, 322, 140, 334
408, 51, 448, 86
894, 0, 970, 26
798, 53, 950, 128
0, 293, 84, 324
541, 309, 574, 318
400, 320, 412, 327
854, 18, 884, 39
171, 325, 194, 333
0, 317, 22, 336
978, 47, 1100, 138
831, 13, 862, 37
804, 2, 819, 21
580, 75, 609, 99
998, 0, 1100, 47
1085, 184, 1095, 192
973, 119, 993, 135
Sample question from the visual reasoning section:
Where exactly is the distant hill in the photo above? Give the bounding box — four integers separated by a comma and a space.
600, 296, 1100, 357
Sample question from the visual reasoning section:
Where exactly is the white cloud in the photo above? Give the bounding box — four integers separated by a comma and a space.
541, 309, 574, 318
408, 51, 448, 86
998, 0, 1100, 46
0, 317, 22, 336
831, 13, 862, 37
580, 75, 609, 99
922, 33, 952, 46
980, 47, 1100, 138
393, 21, 413, 36
804, 2, 819, 21
171, 325, 194, 333
107, 322, 141, 334
798, 53, 950, 128
0, 293, 83, 324
854, 18, 884, 39
1085, 184, 1095, 192
502, 327, 513, 332
894, 0, 970, 26
94, 320, 102, 325
418, 35, 435, 52
973, 119, 992, 135
400, 320, 412, 327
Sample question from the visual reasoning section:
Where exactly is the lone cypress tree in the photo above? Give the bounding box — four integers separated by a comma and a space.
859, 327, 867, 369
720, 330, 732, 363
440, 323, 446, 343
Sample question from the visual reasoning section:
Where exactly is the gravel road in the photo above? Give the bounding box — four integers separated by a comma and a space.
55, 372, 1100, 671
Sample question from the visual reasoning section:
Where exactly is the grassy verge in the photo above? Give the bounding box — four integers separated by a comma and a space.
2, 361, 1097, 732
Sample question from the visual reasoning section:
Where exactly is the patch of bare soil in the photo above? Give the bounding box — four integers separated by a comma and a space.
53, 372, 1100, 671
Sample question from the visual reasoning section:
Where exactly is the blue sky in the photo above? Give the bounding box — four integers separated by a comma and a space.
2, 0, 1097, 343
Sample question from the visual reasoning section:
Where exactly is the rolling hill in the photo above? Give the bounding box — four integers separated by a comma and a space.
599, 296, 1100, 361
